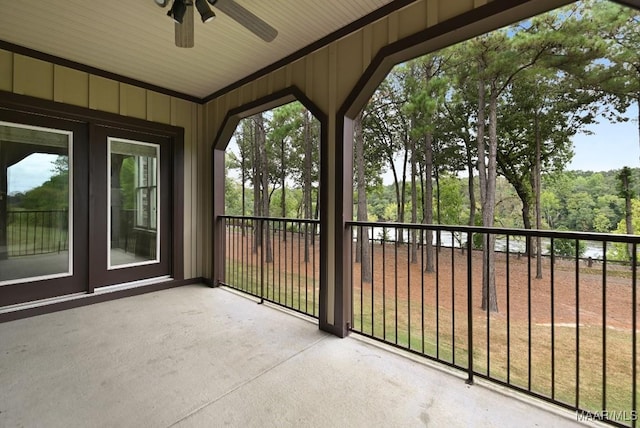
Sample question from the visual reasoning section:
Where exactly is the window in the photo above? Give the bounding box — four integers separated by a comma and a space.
0, 121, 72, 285
108, 138, 160, 269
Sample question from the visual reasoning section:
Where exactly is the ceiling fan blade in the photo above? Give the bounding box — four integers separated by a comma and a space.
175, 3, 195, 48
215, 0, 278, 42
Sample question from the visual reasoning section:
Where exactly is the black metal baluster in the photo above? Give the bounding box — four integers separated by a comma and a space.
395, 226, 399, 345
632, 243, 637, 428
371, 224, 375, 336
408, 227, 411, 349
528, 235, 532, 391
466, 231, 473, 385
506, 234, 511, 385
421, 228, 425, 355
602, 240, 607, 413
551, 238, 556, 400
575, 238, 580, 409
382, 227, 387, 341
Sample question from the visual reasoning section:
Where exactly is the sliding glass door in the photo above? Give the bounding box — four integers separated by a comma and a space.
0, 112, 88, 305
0, 122, 72, 284
89, 126, 171, 288
0, 99, 180, 307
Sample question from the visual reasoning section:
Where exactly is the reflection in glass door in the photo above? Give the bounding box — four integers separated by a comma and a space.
108, 138, 160, 269
0, 122, 72, 285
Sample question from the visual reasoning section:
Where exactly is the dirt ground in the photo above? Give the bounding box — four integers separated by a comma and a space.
355, 241, 637, 330
226, 229, 637, 330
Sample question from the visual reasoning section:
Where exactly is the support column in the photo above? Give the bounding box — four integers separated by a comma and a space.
318, 113, 353, 338
0, 142, 8, 261
211, 147, 225, 287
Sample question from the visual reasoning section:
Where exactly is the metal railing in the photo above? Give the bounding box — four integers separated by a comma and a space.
6, 210, 69, 257
220, 215, 320, 319
348, 221, 640, 428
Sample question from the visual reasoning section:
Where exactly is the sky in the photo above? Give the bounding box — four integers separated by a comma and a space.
567, 104, 638, 171
8, 153, 58, 194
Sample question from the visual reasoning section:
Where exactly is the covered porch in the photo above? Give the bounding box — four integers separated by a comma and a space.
0, 284, 583, 427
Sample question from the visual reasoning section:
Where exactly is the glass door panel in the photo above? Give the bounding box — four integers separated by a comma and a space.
0, 121, 72, 285
108, 138, 160, 269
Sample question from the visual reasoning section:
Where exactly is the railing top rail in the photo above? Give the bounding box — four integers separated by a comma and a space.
346, 220, 640, 244
7, 209, 68, 214
220, 215, 320, 224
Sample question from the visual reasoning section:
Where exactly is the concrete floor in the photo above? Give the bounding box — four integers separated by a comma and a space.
0, 285, 591, 428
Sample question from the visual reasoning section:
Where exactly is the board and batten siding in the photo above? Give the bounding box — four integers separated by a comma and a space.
204, 0, 567, 330
0, 51, 203, 280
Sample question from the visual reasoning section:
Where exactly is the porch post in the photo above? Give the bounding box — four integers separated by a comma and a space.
212, 147, 225, 286
0, 143, 7, 260
319, 113, 353, 338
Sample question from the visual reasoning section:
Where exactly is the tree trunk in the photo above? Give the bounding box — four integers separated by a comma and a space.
534, 112, 543, 279
424, 132, 435, 272
398, 139, 408, 244
303, 110, 312, 262
478, 77, 498, 313
241, 140, 246, 237
281, 138, 286, 219
466, 137, 476, 228
256, 114, 273, 263
484, 89, 499, 312
637, 94, 640, 166
623, 172, 634, 260
410, 133, 418, 264
252, 119, 260, 253
354, 111, 372, 282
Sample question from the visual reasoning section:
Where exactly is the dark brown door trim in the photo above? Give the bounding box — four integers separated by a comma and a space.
0, 90, 184, 307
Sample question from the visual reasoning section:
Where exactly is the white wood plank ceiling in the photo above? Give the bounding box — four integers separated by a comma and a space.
0, 0, 396, 99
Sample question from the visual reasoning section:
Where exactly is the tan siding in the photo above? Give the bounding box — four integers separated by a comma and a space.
271, 68, 287, 94
54, 65, 89, 108
0, 49, 13, 92
427, 1, 439, 27
195, 104, 205, 278
337, 35, 364, 108
202, 0, 489, 329
201, 0, 489, 116
285, 64, 293, 88
290, 58, 307, 95
361, 26, 373, 74
312, 50, 330, 112
119, 83, 147, 120
14, 55, 54, 100
371, 19, 390, 57
3, 52, 200, 282
305, 56, 314, 101
89, 75, 120, 114
172, 97, 199, 279
387, 12, 400, 44
147, 92, 171, 125
439, 0, 475, 22
398, 2, 429, 39
255, 75, 269, 101
198, 103, 211, 278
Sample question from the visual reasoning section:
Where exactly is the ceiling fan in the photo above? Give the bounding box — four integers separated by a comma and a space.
154, 0, 278, 47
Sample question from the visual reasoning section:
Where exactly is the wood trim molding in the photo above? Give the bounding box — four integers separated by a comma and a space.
0, 40, 201, 104
202, 0, 419, 103
210, 85, 331, 329
0, 90, 186, 304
